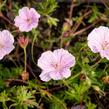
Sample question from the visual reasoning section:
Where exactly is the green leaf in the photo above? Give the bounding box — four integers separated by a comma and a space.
86, 102, 96, 109
47, 16, 59, 27
37, 0, 58, 15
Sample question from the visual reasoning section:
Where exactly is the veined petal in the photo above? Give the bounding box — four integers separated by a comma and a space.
62, 69, 71, 78
38, 51, 55, 71
39, 71, 51, 82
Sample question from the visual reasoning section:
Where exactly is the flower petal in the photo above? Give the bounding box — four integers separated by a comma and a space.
62, 69, 71, 78
39, 71, 51, 82
19, 7, 30, 19
37, 51, 55, 71
53, 48, 75, 68
49, 71, 63, 80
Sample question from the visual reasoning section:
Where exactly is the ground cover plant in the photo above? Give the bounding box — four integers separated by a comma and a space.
1, 0, 109, 109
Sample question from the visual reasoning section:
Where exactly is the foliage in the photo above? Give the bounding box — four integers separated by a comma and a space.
37, 0, 58, 15
0, 65, 22, 91
0, 0, 109, 109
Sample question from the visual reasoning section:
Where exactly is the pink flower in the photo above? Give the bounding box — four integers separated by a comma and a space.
14, 7, 40, 32
38, 48, 75, 81
88, 26, 109, 60
0, 30, 14, 60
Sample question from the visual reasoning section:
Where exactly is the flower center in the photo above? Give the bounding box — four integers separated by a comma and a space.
26, 18, 32, 24
54, 63, 61, 70
0, 43, 4, 49
102, 41, 109, 50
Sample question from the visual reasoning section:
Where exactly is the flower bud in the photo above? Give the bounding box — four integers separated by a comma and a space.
62, 22, 71, 32
18, 36, 29, 48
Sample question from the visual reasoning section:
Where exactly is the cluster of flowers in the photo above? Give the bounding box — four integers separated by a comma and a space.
1, 7, 109, 82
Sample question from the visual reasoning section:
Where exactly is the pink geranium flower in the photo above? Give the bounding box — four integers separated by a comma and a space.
0, 30, 14, 60
14, 7, 40, 32
38, 48, 75, 81
88, 26, 109, 60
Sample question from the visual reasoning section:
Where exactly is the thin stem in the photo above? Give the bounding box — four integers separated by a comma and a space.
24, 48, 27, 72
0, 12, 15, 27
31, 34, 37, 66
62, 79, 71, 89
39, 89, 67, 109
52, 95, 67, 109
62, 72, 81, 89
80, 95, 83, 109
69, 72, 81, 81
60, 34, 64, 48
71, 19, 101, 36
0, 0, 7, 11
3, 101, 8, 109
5, 79, 28, 84
101, 0, 109, 10
69, 0, 74, 20
26, 62, 38, 80
72, 10, 92, 33
91, 58, 102, 69
31, 29, 39, 66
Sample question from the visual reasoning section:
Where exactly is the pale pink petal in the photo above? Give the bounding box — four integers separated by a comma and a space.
53, 48, 75, 68
39, 71, 51, 82
14, 16, 32, 32
0, 47, 6, 59
14, 16, 26, 27
100, 50, 109, 60
19, 7, 30, 19
0, 54, 4, 60
3, 45, 14, 54
49, 71, 63, 80
49, 69, 71, 80
38, 51, 56, 71
18, 24, 33, 32
1, 30, 14, 43
88, 26, 109, 43
62, 69, 71, 78
29, 8, 40, 28
30, 8, 40, 19
0, 49, 8, 59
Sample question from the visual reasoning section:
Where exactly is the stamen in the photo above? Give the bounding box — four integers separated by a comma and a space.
102, 41, 109, 50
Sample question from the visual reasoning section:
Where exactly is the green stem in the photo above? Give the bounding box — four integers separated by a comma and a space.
62, 79, 71, 89
0, 0, 7, 11
60, 34, 63, 48
62, 72, 81, 89
91, 58, 102, 68
24, 48, 27, 72
31, 34, 37, 66
52, 95, 67, 109
31, 29, 39, 66
72, 72, 81, 80
3, 101, 8, 109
